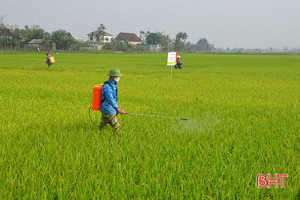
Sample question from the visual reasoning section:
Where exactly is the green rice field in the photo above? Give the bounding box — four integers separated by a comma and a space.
0, 52, 299, 199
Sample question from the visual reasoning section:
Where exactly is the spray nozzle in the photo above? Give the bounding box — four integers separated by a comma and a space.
181, 118, 189, 121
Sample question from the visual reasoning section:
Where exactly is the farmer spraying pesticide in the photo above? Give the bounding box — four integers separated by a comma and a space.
46, 53, 55, 68
99, 68, 126, 132
89, 68, 188, 131
175, 55, 183, 69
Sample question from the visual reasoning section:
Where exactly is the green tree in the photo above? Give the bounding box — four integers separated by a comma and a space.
114, 42, 133, 51
174, 32, 188, 52
157, 32, 171, 51
44, 32, 52, 50
30, 25, 45, 40
51, 29, 75, 50
11, 28, 23, 48
0, 35, 12, 49
17, 25, 45, 42
102, 42, 114, 50
146, 33, 161, 44
0, 15, 8, 28
140, 30, 150, 42
196, 38, 208, 51
96, 23, 106, 43
195, 38, 215, 51
103, 41, 138, 52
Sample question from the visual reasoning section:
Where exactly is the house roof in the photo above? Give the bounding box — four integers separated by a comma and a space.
28, 39, 44, 44
114, 32, 141, 42
0, 28, 12, 36
87, 30, 113, 37
72, 36, 80, 40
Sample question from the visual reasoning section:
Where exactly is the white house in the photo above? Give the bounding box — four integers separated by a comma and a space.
87, 30, 113, 43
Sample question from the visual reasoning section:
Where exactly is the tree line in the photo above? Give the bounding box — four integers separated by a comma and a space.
102, 21, 214, 52
0, 16, 86, 50
0, 19, 215, 52
0, 25, 85, 50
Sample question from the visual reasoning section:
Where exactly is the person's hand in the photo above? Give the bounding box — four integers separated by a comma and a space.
117, 108, 126, 114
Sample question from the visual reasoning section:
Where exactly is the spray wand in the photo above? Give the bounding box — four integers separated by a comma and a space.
125, 112, 189, 121
89, 108, 189, 128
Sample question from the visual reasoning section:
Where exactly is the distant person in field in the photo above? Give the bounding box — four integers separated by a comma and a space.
175, 55, 183, 69
46, 53, 53, 68
99, 68, 126, 132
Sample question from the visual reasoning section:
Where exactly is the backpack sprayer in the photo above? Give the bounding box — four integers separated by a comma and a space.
89, 84, 104, 127
89, 83, 189, 127
49, 56, 55, 64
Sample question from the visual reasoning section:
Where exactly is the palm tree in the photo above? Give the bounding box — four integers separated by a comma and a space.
96, 23, 106, 43
0, 15, 7, 28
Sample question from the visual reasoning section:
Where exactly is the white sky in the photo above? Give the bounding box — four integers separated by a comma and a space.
1, 0, 300, 49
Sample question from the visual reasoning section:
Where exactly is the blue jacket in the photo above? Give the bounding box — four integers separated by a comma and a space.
177, 58, 182, 65
101, 79, 119, 115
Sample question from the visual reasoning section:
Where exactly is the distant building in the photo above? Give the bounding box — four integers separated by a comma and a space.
27, 39, 45, 49
114, 32, 142, 46
87, 30, 113, 43
143, 44, 161, 51
72, 36, 81, 41
0, 28, 12, 37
